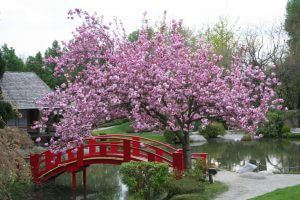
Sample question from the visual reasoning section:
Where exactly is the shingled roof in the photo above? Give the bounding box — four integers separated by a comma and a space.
0, 72, 52, 109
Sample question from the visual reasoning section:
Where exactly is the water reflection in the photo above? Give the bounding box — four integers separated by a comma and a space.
34, 165, 128, 200
192, 139, 300, 173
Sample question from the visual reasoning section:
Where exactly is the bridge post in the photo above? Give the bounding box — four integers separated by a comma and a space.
172, 150, 184, 173
72, 172, 76, 200
55, 152, 62, 165
147, 152, 155, 162
45, 151, 54, 170
155, 148, 163, 162
77, 145, 84, 167
83, 167, 87, 200
89, 139, 96, 155
199, 153, 208, 162
67, 149, 75, 160
123, 139, 131, 162
29, 154, 40, 183
132, 136, 140, 156
100, 144, 107, 156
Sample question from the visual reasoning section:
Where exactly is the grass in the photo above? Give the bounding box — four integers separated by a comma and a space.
92, 122, 166, 142
250, 184, 300, 200
286, 133, 300, 140
171, 181, 228, 200
93, 122, 132, 134
98, 118, 129, 128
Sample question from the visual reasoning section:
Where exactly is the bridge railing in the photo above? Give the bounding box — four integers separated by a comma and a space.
86, 136, 174, 160
30, 136, 185, 183
30, 135, 206, 183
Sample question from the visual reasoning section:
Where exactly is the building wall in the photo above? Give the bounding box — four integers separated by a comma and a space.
7, 109, 28, 127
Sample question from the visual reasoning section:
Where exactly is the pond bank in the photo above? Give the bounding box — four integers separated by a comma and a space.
214, 170, 300, 200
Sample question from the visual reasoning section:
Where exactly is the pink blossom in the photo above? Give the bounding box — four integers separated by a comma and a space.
35, 137, 41, 143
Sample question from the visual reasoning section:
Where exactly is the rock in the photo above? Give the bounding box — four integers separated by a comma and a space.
291, 128, 300, 134
237, 163, 257, 174
218, 132, 245, 141
190, 141, 207, 146
190, 134, 207, 142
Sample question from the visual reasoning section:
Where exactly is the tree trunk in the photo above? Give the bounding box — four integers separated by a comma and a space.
182, 131, 192, 169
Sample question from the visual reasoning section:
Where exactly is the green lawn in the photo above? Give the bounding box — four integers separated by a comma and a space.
250, 185, 300, 200
171, 181, 228, 200
92, 122, 166, 142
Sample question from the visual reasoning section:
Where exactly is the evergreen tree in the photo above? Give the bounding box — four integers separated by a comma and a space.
1, 44, 25, 72
0, 51, 5, 80
25, 41, 65, 89
285, 0, 300, 55
283, 0, 300, 109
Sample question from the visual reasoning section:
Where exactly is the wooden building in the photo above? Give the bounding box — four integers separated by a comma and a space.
0, 72, 53, 134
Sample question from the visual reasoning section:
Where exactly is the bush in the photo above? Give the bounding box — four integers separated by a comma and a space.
165, 176, 205, 199
257, 111, 292, 138
241, 135, 252, 141
282, 124, 291, 134
0, 127, 33, 200
198, 122, 225, 138
120, 161, 169, 200
186, 158, 207, 182
0, 101, 14, 128
163, 129, 181, 144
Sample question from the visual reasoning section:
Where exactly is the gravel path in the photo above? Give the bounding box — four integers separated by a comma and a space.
214, 170, 300, 200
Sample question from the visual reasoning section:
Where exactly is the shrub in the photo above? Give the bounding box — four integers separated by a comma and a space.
165, 176, 205, 199
241, 135, 252, 141
186, 158, 207, 182
0, 127, 33, 200
198, 122, 225, 138
120, 161, 169, 200
163, 129, 181, 144
0, 101, 14, 128
282, 124, 291, 134
257, 111, 292, 138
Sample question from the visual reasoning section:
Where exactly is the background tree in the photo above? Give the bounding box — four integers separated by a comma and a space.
283, 0, 300, 109
25, 41, 65, 89
242, 24, 288, 70
285, 0, 300, 55
0, 102, 14, 128
1, 44, 25, 72
0, 49, 14, 128
202, 17, 240, 68
128, 30, 139, 42
0, 51, 5, 79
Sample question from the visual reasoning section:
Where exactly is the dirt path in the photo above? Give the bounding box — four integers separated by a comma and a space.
214, 170, 300, 200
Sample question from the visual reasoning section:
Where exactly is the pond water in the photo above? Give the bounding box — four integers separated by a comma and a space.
34, 139, 300, 200
192, 139, 300, 173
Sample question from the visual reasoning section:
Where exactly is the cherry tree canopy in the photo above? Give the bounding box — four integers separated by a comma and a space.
35, 10, 283, 158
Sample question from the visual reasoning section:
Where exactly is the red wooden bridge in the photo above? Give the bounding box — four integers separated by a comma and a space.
29, 134, 207, 199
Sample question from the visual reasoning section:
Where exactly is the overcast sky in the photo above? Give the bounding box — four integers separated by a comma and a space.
0, 0, 288, 58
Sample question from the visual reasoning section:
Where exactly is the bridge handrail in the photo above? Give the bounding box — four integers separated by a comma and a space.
32, 138, 176, 175
84, 143, 174, 165
36, 143, 176, 181
87, 134, 177, 151
85, 136, 173, 157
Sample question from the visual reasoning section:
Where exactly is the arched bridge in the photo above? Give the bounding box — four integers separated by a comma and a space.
30, 134, 208, 184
